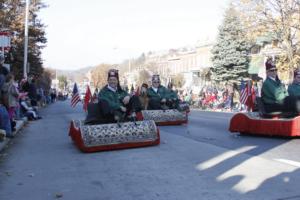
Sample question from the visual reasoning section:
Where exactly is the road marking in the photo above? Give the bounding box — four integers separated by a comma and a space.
274, 159, 300, 168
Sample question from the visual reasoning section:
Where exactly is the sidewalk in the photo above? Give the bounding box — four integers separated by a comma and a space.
0, 118, 28, 152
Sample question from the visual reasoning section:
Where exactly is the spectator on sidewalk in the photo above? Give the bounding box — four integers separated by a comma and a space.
0, 102, 12, 138
28, 77, 38, 107
0, 60, 12, 138
0, 64, 8, 92
50, 88, 57, 103
20, 78, 30, 93
20, 96, 42, 120
4, 74, 19, 131
5, 74, 19, 119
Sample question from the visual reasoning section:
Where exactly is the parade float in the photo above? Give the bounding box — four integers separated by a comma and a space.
229, 98, 300, 137
137, 109, 188, 126
69, 102, 160, 153
69, 119, 160, 153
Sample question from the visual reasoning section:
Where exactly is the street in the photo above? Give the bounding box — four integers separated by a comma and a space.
1, 100, 300, 200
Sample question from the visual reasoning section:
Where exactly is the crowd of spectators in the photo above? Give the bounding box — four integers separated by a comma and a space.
126, 82, 259, 112
177, 82, 262, 112
0, 62, 56, 139
178, 86, 232, 111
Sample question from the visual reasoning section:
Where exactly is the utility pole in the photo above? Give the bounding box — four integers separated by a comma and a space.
23, 0, 30, 79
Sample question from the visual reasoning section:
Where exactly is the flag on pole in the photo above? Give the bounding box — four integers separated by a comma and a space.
240, 80, 248, 105
83, 85, 92, 112
247, 82, 256, 111
71, 83, 80, 107
240, 80, 256, 111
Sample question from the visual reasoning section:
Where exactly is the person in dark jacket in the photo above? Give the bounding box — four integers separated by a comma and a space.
288, 69, 300, 97
261, 59, 299, 114
166, 82, 179, 109
147, 75, 169, 110
89, 69, 141, 124
28, 77, 38, 106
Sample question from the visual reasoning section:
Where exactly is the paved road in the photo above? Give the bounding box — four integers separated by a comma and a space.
164, 110, 300, 162
1, 101, 300, 200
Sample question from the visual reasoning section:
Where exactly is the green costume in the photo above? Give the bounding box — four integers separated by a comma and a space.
147, 86, 169, 102
261, 77, 288, 104
98, 85, 128, 111
288, 83, 300, 96
147, 85, 181, 110
168, 89, 179, 100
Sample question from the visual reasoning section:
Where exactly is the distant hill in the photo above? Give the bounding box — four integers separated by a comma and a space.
55, 66, 93, 83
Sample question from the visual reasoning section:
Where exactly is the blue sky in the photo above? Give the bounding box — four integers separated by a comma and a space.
39, 0, 230, 70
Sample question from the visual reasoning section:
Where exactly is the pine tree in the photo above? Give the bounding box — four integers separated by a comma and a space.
211, 6, 250, 84
0, 0, 47, 80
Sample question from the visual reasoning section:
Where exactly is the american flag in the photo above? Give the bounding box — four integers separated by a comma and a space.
240, 80, 255, 110
240, 80, 250, 105
71, 83, 80, 107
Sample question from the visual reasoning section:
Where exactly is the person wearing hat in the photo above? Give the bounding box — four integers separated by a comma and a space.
95, 69, 141, 123
166, 82, 180, 109
261, 59, 289, 113
288, 69, 300, 97
167, 82, 178, 100
261, 59, 300, 114
147, 75, 171, 110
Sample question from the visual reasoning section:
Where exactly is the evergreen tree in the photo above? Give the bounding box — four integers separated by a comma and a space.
211, 6, 250, 84
0, 0, 47, 80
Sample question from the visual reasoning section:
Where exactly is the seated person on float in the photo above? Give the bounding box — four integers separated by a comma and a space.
147, 75, 177, 110
96, 69, 141, 123
166, 82, 180, 109
261, 60, 300, 114
288, 69, 300, 97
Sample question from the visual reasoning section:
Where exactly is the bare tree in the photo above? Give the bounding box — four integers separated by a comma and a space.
136, 69, 151, 87
90, 64, 112, 89
172, 74, 185, 88
234, 0, 300, 79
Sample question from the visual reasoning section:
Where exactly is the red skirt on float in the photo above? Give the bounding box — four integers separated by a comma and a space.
229, 112, 300, 137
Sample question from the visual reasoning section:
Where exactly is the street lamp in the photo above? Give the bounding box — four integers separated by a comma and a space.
23, 0, 30, 79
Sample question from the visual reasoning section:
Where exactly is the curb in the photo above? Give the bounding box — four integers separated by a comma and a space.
0, 117, 28, 153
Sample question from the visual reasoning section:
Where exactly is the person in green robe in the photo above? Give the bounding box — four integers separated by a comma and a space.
261, 59, 299, 114
86, 69, 141, 124
147, 75, 171, 110
166, 82, 180, 109
288, 69, 300, 97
